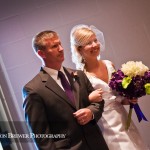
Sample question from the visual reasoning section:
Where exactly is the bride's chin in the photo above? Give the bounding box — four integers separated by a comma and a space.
93, 51, 100, 56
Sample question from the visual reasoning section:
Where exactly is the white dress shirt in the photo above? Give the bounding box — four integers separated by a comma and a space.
43, 66, 70, 91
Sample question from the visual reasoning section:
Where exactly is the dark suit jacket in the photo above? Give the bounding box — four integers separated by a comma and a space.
23, 67, 108, 150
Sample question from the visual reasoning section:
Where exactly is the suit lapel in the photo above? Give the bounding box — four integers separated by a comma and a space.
39, 69, 77, 109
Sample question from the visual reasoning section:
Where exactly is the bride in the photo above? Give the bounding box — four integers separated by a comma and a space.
70, 24, 149, 150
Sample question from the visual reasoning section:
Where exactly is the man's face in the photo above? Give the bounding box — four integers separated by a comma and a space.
39, 37, 64, 65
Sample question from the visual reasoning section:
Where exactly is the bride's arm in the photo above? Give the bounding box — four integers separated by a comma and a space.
89, 88, 103, 102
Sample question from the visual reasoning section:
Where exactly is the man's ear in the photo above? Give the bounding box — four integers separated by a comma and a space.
37, 50, 46, 58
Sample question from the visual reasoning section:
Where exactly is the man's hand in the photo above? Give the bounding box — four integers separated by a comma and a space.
73, 108, 93, 125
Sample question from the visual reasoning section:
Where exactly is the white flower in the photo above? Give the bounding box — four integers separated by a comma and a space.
121, 61, 149, 77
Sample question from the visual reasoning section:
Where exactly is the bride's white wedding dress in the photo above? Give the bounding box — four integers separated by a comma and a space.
85, 60, 149, 150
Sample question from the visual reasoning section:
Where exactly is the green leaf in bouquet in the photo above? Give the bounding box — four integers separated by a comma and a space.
122, 76, 132, 89
144, 83, 150, 95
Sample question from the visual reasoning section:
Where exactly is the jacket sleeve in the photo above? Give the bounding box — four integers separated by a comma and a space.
23, 86, 57, 150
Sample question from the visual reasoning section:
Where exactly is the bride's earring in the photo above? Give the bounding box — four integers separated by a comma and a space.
81, 57, 85, 64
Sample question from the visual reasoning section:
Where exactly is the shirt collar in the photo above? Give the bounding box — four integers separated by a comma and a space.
43, 66, 65, 77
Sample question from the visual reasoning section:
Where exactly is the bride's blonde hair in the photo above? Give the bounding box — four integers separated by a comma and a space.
70, 24, 105, 70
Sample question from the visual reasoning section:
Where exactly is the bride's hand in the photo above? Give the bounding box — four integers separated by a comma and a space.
122, 98, 138, 105
129, 98, 138, 104
88, 88, 103, 102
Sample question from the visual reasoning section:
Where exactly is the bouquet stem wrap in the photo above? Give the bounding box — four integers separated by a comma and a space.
126, 103, 148, 130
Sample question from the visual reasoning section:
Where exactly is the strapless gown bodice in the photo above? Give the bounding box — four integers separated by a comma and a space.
85, 60, 149, 150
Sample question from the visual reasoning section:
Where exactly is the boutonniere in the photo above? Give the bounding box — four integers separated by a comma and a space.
71, 71, 79, 82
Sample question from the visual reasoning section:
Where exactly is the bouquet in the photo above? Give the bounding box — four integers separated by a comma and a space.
109, 61, 150, 129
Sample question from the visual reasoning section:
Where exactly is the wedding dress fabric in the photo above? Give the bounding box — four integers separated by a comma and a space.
85, 60, 149, 150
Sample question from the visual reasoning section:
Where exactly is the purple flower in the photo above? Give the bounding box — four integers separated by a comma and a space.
144, 71, 150, 82
109, 70, 149, 99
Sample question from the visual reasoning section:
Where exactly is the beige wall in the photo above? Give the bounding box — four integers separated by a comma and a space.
0, 0, 150, 149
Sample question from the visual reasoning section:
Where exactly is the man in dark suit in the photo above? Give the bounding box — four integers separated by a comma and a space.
22, 30, 108, 150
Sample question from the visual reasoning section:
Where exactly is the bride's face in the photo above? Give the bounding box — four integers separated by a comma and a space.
79, 34, 100, 60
